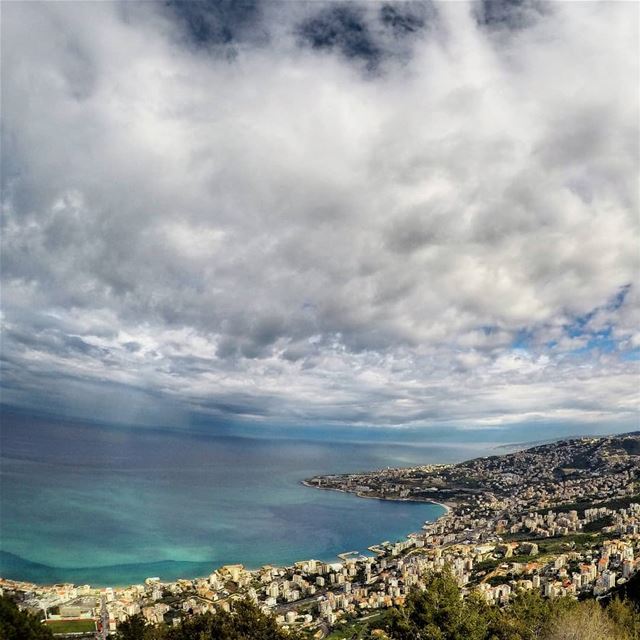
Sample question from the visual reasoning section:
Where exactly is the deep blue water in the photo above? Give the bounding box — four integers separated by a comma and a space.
0, 413, 631, 586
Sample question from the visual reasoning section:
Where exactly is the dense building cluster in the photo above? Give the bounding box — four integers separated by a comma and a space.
2, 432, 638, 638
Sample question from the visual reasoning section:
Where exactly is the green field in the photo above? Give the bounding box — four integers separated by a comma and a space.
46, 618, 97, 634
325, 612, 387, 639
537, 493, 640, 518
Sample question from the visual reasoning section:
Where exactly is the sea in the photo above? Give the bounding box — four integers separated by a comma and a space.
0, 412, 629, 586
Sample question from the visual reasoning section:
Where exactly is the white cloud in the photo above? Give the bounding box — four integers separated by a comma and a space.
1, 1, 638, 428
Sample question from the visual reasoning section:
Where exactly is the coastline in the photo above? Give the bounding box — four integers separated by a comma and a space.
300, 480, 456, 515
2, 484, 446, 588
2, 417, 480, 590
427, 500, 454, 514
3, 430, 638, 639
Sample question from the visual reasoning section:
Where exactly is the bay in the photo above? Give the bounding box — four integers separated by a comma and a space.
0, 413, 623, 586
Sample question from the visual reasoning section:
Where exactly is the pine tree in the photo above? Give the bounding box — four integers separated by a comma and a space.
0, 596, 53, 640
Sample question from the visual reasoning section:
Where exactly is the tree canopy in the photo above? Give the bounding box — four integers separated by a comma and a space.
0, 596, 53, 640
378, 570, 638, 640
115, 598, 301, 640
2, 575, 638, 640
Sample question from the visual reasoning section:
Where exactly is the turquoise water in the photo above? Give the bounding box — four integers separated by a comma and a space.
0, 413, 629, 586
1, 415, 450, 585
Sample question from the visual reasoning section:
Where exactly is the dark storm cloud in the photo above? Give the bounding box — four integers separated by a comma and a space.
1, 1, 638, 428
297, 2, 438, 70
379, 3, 432, 38
475, 0, 549, 30
166, 0, 266, 48
165, 0, 436, 69
298, 5, 383, 68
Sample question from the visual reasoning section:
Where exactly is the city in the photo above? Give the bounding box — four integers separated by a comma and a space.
2, 0, 638, 638
3, 432, 638, 638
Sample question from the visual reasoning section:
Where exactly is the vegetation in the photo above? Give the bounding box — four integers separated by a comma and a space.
509, 532, 622, 557
472, 554, 535, 574
607, 571, 640, 607
46, 618, 97, 633
544, 600, 631, 640
335, 570, 639, 640
0, 596, 53, 640
324, 613, 386, 639
582, 515, 614, 533
3, 575, 639, 640
114, 598, 302, 640
382, 572, 640, 640
540, 494, 640, 518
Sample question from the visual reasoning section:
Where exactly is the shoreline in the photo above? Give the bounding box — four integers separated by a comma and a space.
300, 480, 456, 514
2, 483, 448, 589
4, 430, 637, 635
0, 424, 640, 603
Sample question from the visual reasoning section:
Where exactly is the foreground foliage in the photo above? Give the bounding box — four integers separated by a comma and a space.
112, 571, 639, 640
115, 598, 302, 640
0, 596, 53, 640
2, 572, 639, 640
381, 570, 639, 640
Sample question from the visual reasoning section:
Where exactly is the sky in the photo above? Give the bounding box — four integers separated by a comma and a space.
1, 0, 639, 431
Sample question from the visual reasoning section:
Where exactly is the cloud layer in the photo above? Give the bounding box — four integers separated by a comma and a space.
2, 1, 639, 428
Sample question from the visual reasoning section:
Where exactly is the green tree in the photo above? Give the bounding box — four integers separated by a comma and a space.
114, 613, 164, 640
114, 598, 300, 640
386, 569, 487, 640
606, 597, 640, 639
505, 589, 576, 640
167, 599, 300, 640
543, 599, 629, 640
384, 576, 587, 640
0, 595, 53, 640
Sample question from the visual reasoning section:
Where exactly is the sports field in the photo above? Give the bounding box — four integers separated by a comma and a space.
46, 618, 97, 634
